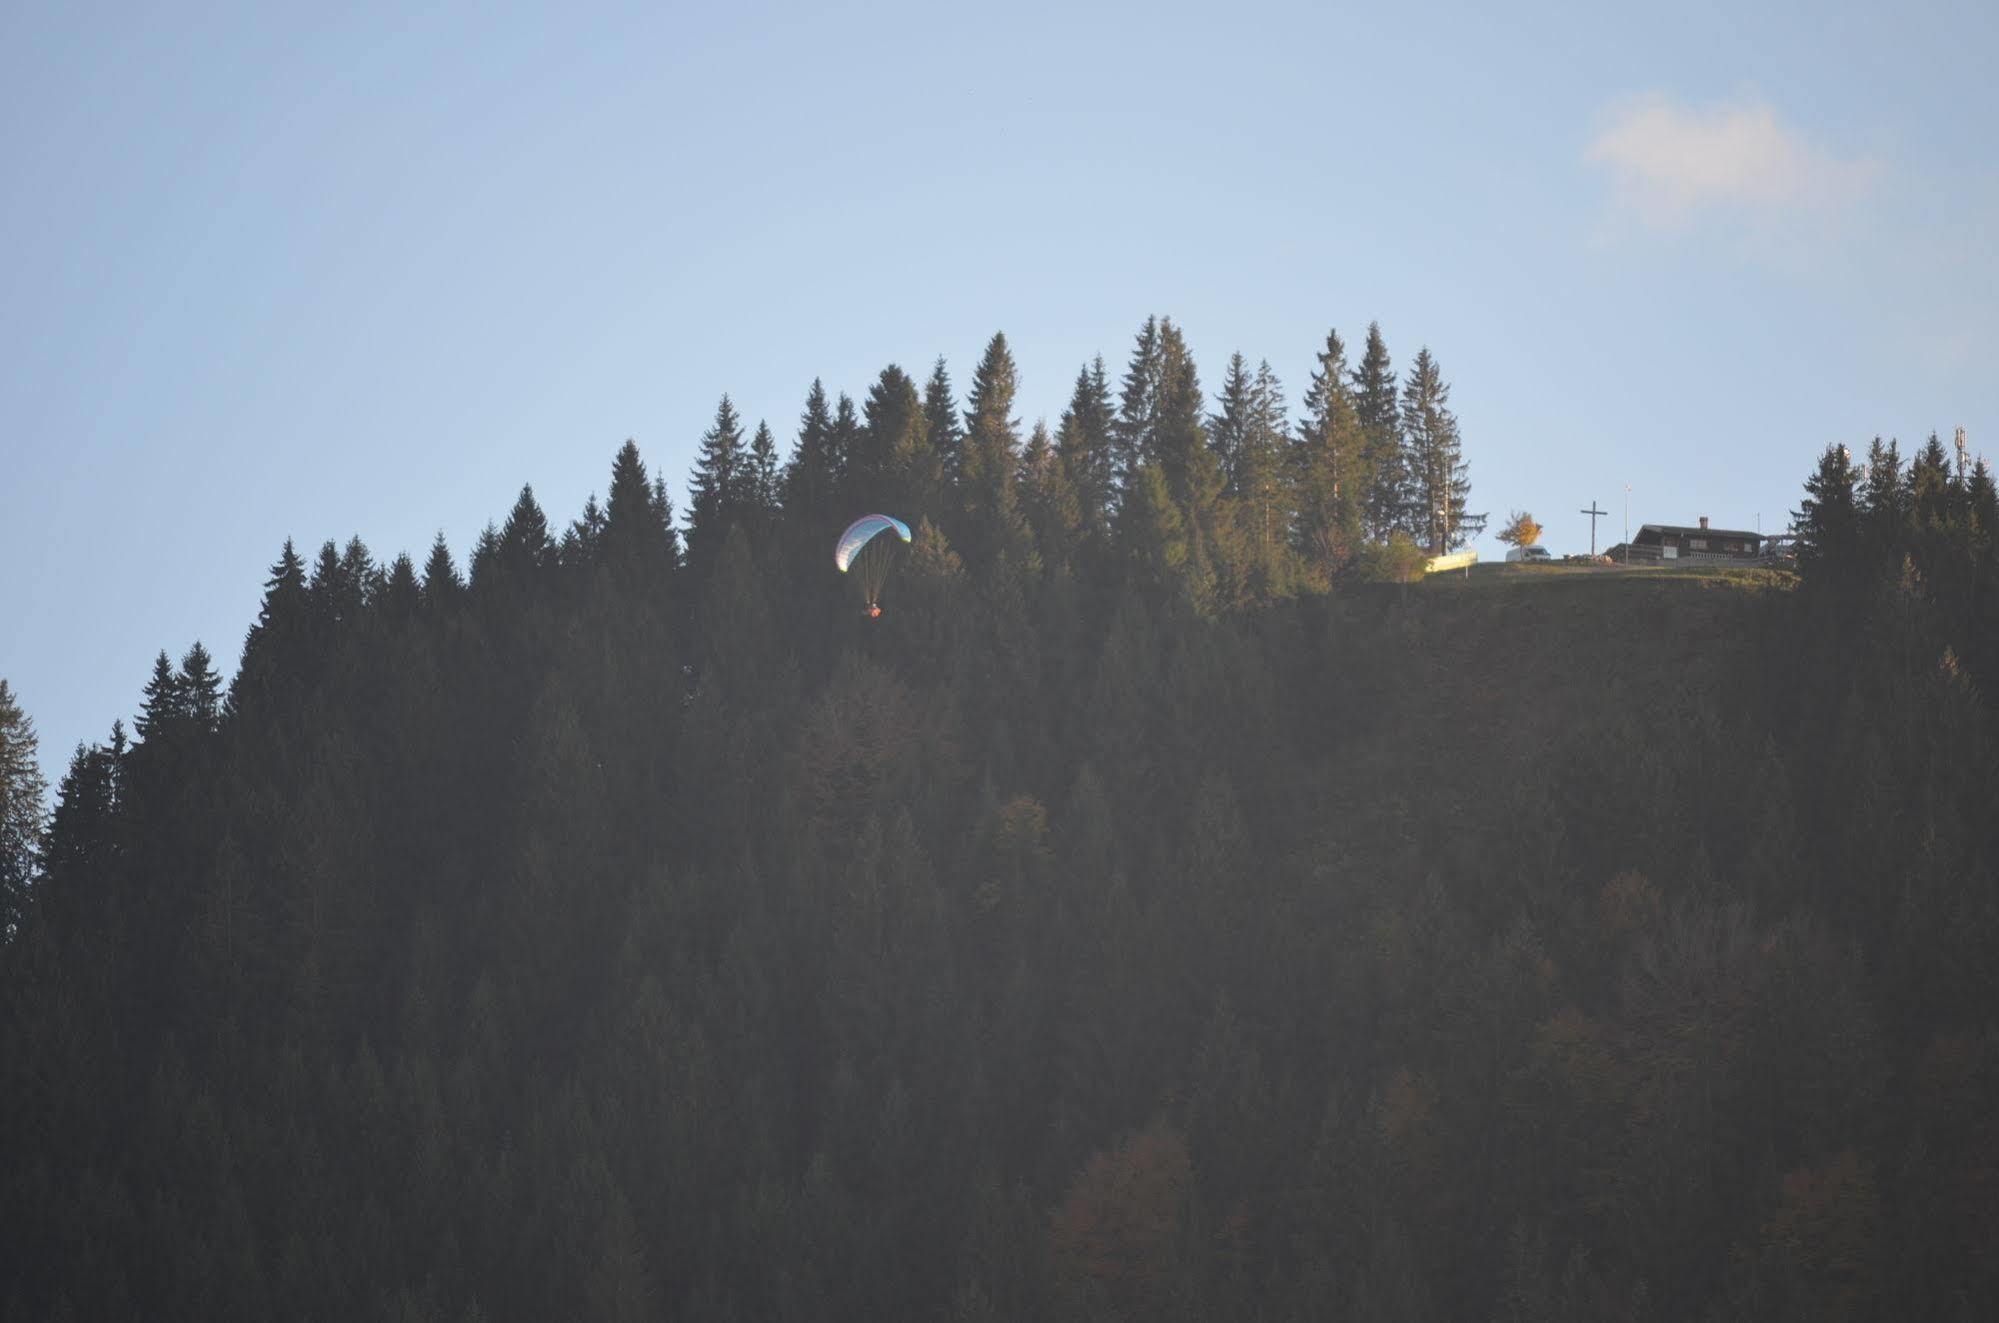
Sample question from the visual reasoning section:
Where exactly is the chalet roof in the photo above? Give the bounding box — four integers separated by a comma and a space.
1639, 523, 1762, 542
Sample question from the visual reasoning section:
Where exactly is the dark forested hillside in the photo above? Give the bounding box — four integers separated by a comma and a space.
4, 328, 1997, 1322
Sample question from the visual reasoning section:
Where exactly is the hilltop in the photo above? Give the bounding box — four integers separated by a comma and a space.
5, 413, 1998, 1322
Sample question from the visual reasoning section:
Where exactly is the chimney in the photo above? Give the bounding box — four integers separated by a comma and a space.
1699, 515, 1708, 530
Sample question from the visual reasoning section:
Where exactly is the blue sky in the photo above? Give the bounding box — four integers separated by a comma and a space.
3, 0, 1994, 779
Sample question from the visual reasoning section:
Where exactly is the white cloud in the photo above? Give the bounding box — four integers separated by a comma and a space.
1586, 95, 1879, 229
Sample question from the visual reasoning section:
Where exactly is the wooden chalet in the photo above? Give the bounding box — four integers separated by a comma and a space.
1604, 516, 1764, 563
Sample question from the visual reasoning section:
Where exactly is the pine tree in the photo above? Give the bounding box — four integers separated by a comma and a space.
0, 678, 47, 942
686, 394, 749, 574
1351, 322, 1403, 538
1399, 347, 1470, 553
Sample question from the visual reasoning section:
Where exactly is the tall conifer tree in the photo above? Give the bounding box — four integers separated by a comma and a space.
231, 539, 311, 715
1795, 443, 1862, 587
748, 421, 783, 534
960, 333, 1031, 569
497, 486, 556, 577
1293, 329, 1365, 577
862, 366, 934, 520
686, 394, 749, 574
136, 651, 186, 741
178, 643, 222, 733
1114, 317, 1163, 493
1351, 322, 1403, 538
421, 532, 463, 609
0, 679, 46, 942
1243, 361, 1291, 582
1057, 357, 1117, 544
1018, 420, 1080, 575
1399, 347, 1470, 553
923, 357, 963, 489
604, 441, 673, 589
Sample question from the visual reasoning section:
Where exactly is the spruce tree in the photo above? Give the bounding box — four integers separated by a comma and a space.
1351, 322, 1403, 538
1794, 443, 1862, 586
604, 441, 673, 590
651, 474, 682, 568
308, 538, 366, 631
1209, 352, 1289, 600
178, 643, 223, 733
830, 392, 863, 511
1907, 432, 1957, 528
1150, 319, 1215, 517
686, 394, 749, 574
1243, 361, 1291, 584
782, 381, 840, 528
1115, 463, 1191, 601
960, 332, 1030, 569
497, 485, 556, 578
862, 366, 935, 520
562, 493, 607, 569
1399, 347, 1470, 553
1056, 357, 1117, 545
1018, 420, 1080, 576
136, 650, 187, 741
1967, 458, 1997, 534
923, 357, 963, 489
1293, 329, 1366, 578
1859, 437, 1906, 567
421, 532, 464, 609
0, 678, 46, 942
1113, 317, 1163, 492
1210, 353, 1256, 498
748, 421, 782, 533
340, 536, 375, 611
381, 553, 422, 622
231, 539, 311, 715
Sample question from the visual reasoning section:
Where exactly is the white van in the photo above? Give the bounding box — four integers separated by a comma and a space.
1504, 545, 1553, 563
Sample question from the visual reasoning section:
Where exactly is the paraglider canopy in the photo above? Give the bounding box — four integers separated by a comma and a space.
835, 513, 913, 613
833, 514, 913, 572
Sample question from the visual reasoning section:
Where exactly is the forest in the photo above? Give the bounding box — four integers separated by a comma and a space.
1, 318, 1996, 1322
